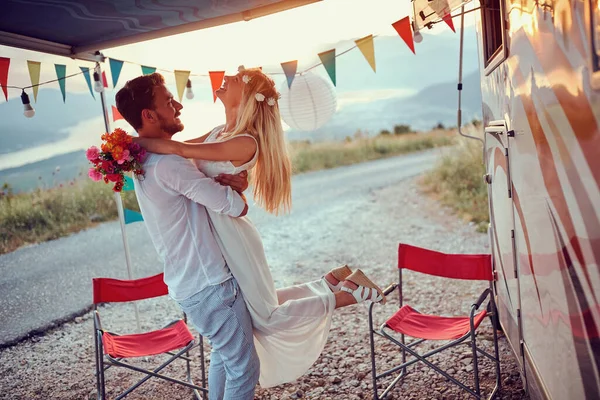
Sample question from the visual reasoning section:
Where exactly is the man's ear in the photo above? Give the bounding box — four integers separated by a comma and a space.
141, 109, 156, 125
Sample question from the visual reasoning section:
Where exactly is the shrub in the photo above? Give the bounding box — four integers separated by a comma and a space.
393, 124, 412, 135
422, 135, 489, 232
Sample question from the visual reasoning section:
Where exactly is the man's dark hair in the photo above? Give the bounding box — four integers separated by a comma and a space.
115, 73, 165, 131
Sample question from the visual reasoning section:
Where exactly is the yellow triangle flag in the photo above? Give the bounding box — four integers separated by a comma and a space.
174, 70, 191, 102
27, 61, 41, 102
355, 35, 376, 73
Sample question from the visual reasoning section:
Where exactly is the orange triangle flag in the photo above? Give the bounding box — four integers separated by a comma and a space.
112, 105, 124, 122
442, 13, 455, 32
209, 71, 225, 103
392, 17, 415, 55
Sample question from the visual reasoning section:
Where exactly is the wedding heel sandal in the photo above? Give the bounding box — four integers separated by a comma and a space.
340, 269, 387, 304
323, 265, 353, 292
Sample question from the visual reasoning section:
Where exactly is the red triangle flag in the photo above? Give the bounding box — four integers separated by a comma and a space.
209, 71, 225, 103
392, 17, 415, 55
0, 57, 10, 101
442, 13, 455, 32
112, 105, 124, 122
102, 71, 109, 88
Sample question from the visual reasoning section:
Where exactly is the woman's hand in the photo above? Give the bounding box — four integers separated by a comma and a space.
215, 170, 249, 193
133, 137, 181, 156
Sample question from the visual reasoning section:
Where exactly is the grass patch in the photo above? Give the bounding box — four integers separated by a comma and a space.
0, 131, 453, 255
0, 181, 139, 254
291, 130, 454, 174
421, 133, 489, 232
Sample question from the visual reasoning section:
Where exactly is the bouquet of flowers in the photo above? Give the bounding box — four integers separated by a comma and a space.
86, 128, 146, 192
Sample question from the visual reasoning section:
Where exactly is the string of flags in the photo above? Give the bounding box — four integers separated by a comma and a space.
1, 10, 459, 118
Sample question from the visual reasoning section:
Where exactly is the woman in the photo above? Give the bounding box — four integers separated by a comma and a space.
135, 68, 386, 388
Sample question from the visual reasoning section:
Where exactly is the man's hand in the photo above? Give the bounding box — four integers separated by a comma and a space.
215, 170, 249, 193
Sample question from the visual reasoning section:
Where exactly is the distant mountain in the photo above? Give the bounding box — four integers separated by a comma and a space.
0, 150, 88, 192
383, 69, 483, 130
301, 28, 480, 96
0, 89, 101, 154
287, 70, 482, 141
283, 28, 482, 141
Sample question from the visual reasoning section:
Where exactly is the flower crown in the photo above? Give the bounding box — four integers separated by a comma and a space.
242, 73, 279, 106
254, 92, 280, 106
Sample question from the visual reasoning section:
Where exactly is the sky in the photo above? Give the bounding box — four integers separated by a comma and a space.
0, 0, 476, 169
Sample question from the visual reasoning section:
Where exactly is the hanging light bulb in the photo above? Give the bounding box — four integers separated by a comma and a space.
93, 71, 104, 92
412, 21, 423, 43
414, 30, 423, 43
185, 79, 194, 100
21, 90, 35, 118
93, 64, 104, 93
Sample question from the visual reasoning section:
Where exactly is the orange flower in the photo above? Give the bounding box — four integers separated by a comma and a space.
111, 145, 124, 161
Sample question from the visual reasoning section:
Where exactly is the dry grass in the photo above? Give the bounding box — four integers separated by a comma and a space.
290, 130, 454, 174
421, 126, 490, 232
0, 181, 139, 254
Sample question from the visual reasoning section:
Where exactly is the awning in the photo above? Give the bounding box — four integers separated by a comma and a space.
0, 0, 320, 62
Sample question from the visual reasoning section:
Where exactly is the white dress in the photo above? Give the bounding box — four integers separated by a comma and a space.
195, 127, 336, 388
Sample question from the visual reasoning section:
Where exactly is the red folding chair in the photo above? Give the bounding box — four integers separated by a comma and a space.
93, 273, 207, 400
368, 244, 501, 399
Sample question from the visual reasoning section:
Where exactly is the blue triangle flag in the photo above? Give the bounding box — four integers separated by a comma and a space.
124, 208, 144, 224
79, 67, 95, 99
141, 65, 156, 75
281, 60, 298, 89
55, 64, 67, 102
109, 58, 124, 88
122, 175, 135, 191
318, 49, 336, 86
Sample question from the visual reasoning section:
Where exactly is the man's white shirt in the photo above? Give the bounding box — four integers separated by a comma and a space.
134, 153, 246, 301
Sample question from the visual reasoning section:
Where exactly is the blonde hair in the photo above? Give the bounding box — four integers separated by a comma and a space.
222, 68, 292, 215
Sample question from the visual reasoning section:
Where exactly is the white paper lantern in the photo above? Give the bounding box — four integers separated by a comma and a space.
279, 72, 337, 131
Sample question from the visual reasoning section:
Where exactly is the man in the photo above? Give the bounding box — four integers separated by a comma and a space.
115, 72, 259, 400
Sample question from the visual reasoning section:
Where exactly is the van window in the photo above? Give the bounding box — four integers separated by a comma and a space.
481, 0, 507, 74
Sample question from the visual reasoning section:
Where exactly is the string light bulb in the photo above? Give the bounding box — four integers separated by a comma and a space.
93, 64, 104, 93
414, 30, 423, 43
21, 90, 35, 118
185, 79, 194, 100
412, 21, 423, 43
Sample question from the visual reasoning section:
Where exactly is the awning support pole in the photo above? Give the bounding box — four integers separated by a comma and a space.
96, 61, 142, 333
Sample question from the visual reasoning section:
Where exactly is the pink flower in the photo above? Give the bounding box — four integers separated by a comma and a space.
88, 168, 103, 181
134, 148, 147, 163
86, 146, 100, 161
130, 143, 142, 152
117, 149, 130, 165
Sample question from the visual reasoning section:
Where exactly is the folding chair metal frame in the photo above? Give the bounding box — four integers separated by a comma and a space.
93, 273, 208, 400
368, 244, 502, 400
